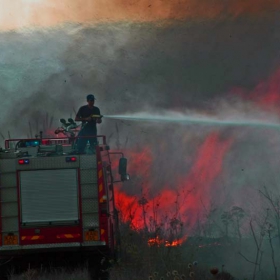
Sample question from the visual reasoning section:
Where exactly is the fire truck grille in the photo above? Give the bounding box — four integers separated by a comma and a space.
82, 199, 99, 213
19, 169, 79, 225
81, 183, 98, 198
0, 173, 17, 187
79, 155, 100, 233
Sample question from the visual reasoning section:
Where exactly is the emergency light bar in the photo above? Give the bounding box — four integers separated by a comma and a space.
26, 140, 40, 146
18, 159, 30, 165
65, 156, 77, 162
16, 139, 41, 149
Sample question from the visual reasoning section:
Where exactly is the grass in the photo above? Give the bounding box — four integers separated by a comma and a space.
8, 267, 90, 280
8, 266, 233, 280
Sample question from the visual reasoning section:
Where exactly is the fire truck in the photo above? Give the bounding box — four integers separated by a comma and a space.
0, 118, 129, 279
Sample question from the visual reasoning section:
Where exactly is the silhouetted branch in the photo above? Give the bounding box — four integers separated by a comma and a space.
268, 227, 278, 280
238, 252, 259, 265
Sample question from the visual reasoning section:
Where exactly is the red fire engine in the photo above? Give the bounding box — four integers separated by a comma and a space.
0, 119, 129, 279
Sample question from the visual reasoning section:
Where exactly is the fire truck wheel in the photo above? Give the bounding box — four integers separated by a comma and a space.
88, 256, 110, 280
99, 270, 110, 280
88, 266, 98, 280
99, 257, 110, 280
0, 266, 8, 280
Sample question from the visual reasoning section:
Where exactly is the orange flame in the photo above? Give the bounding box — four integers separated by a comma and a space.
148, 235, 187, 247
115, 131, 234, 232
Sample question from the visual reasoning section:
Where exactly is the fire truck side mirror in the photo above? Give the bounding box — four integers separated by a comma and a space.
118, 157, 129, 181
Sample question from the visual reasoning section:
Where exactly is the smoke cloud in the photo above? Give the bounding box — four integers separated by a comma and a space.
0, 5, 280, 247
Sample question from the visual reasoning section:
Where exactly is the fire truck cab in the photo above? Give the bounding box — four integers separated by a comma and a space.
0, 134, 128, 279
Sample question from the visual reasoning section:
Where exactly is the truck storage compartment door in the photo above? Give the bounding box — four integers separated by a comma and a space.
19, 169, 79, 225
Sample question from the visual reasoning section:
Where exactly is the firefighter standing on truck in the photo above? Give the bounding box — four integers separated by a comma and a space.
75, 94, 102, 154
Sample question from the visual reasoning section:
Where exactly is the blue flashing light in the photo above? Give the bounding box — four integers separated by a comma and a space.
65, 157, 77, 162
18, 159, 30, 165
25, 140, 40, 147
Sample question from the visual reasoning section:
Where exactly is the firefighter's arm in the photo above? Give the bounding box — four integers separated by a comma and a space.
75, 108, 92, 122
75, 108, 83, 121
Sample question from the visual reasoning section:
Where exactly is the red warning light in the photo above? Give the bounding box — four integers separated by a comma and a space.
65, 157, 77, 162
18, 159, 30, 165
41, 140, 48, 145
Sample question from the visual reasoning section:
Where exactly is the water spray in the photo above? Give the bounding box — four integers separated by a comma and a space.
101, 112, 280, 130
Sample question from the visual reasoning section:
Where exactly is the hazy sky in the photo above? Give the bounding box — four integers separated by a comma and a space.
1, 0, 280, 30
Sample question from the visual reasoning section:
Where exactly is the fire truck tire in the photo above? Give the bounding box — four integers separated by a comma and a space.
0, 265, 8, 280
88, 265, 98, 279
0, 258, 15, 279
99, 258, 110, 280
88, 256, 110, 280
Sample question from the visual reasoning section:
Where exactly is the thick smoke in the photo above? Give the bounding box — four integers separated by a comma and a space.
1, 16, 280, 199
1, 7, 280, 279
1, 15, 279, 125
0, 14, 280, 234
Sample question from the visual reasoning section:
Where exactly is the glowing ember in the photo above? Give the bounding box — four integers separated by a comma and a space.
165, 237, 187, 247
148, 236, 187, 247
